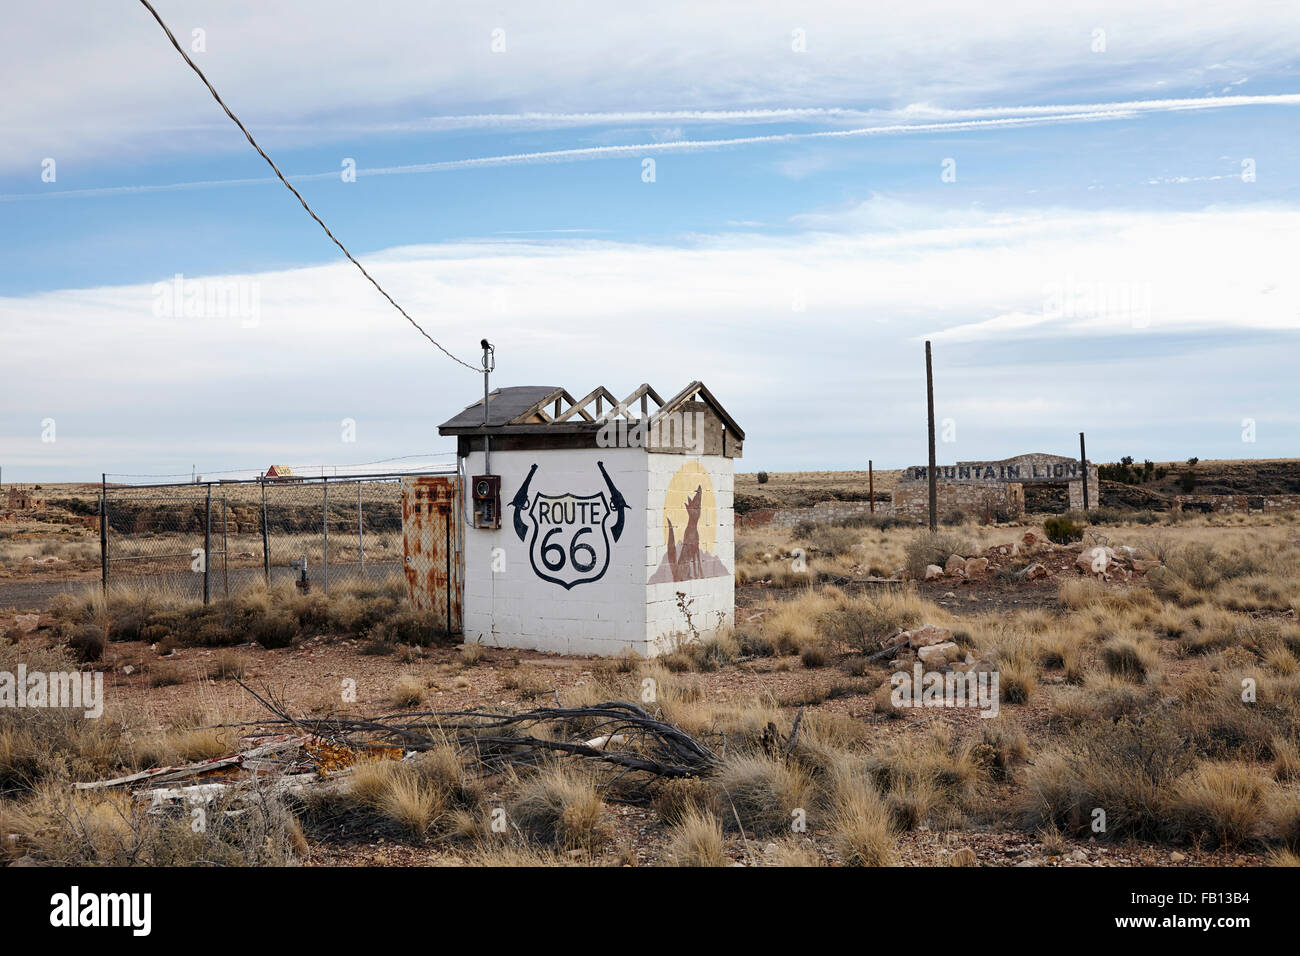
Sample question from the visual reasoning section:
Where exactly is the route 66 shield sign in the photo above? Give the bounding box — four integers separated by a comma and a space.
509, 461, 629, 590
526, 492, 613, 589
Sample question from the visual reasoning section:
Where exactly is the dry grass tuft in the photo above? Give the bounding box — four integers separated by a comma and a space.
712, 754, 816, 837
665, 806, 728, 866
509, 764, 609, 850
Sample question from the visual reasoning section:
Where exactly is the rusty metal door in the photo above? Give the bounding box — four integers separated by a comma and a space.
400, 475, 462, 634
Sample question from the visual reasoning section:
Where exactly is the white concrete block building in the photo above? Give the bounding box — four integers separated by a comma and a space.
438, 382, 744, 657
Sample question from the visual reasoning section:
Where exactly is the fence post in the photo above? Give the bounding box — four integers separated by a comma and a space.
203, 483, 212, 605
322, 476, 329, 594
260, 478, 270, 586
357, 480, 364, 574
100, 473, 108, 593
222, 497, 229, 599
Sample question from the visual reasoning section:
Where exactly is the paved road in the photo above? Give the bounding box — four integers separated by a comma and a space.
0, 560, 403, 612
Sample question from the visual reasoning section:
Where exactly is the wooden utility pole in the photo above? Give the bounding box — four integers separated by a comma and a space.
868, 460, 875, 514
1079, 431, 1089, 510
925, 341, 937, 532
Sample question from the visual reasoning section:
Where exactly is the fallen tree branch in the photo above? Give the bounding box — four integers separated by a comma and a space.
230, 681, 721, 780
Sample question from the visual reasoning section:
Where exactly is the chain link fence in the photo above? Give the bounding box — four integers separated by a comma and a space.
100, 471, 454, 603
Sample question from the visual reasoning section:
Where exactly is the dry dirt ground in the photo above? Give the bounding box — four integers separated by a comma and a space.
4, 470, 1300, 867
65, 629, 1260, 867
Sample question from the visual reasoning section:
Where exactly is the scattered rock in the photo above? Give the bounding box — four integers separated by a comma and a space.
1020, 562, 1049, 580
944, 554, 966, 575
1067, 849, 1088, 863
1076, 548, 1110, 575
918, 641, 961, 665
923, 564, 944, 581
1170, 851, 1186, 863
1022, 531, 1041, 548
902, 624, 954, 648
11, 614, 39, 633
964, 556, 989, 576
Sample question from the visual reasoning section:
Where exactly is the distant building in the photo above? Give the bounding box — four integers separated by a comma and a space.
6, 486, 44, 510
263, 465, 296, 480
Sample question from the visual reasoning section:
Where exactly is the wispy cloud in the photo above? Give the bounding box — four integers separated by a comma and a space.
4, 201, 1297, 476
8, 92, 1297, 203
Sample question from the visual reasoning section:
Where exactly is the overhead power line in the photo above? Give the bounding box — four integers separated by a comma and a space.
136, 0, 479, 372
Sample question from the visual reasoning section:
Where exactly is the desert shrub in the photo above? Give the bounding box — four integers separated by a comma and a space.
903, 531, 971, 579
367, 609, 456, 648
800, 645, 827, 668
1023, 716, 1194, 840
665, 807, 728, 866
756, 472, 769, 484
662, 632, 739, 673
941, 509, 967, 527
734, 627, 776, 658
148, 662, 185, 687
653, 776, 720, 825
501, 666, 551, 700
839, 512, 909, 531
207, 649, 247, 681
1050, 672, 1160, 726
509, 765, 609, 850
66, 624, 106, 663
4, 784, 304, 866
818, 591, 924, 652
1043, 516, 1084, 544
826, 757, 895, 866
972, 722, 1030, 780
1100, 635, 1160, 682
862, 726, 980, 829
711, 754, 816, 837
249, 609, 299, 649
805, 526, 859, 558
1168, 764, 1269, 848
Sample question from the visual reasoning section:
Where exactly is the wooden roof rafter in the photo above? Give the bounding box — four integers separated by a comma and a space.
553, 385, 622, 423
653, 380, 746, 440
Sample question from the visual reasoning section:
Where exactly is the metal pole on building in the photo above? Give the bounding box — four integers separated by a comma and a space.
869, 460, 875, 514
322, 476, 329, 594
1079, 432, 1090, 511
925, 341, 938, 532
100, 473, 108, 594
481, 339, 494, 474
203, 483, 211, 605
260, 478, 270, 586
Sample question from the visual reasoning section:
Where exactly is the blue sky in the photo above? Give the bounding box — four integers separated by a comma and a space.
2, 1, 1298, 481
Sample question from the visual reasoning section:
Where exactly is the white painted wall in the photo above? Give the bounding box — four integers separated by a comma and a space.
461, 447, 648, 655
460, 447, 736, 658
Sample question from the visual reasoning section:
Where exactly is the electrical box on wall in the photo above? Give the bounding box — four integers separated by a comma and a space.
471, 475, 501, 529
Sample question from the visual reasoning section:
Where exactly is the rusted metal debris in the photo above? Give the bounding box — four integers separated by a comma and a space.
74, 731, 405, 809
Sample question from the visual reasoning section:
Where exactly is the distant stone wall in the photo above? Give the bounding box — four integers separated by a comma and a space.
893, 452, 1099, 523
1174, 494, 1300, 515
738, 499, 892, 530
892, 482, 1024, 524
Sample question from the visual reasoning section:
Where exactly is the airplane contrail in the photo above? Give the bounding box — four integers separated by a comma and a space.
4, 92, 1295, 202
